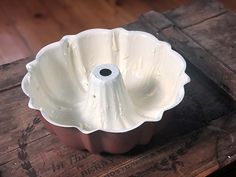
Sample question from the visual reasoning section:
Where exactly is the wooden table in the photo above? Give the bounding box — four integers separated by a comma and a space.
0, 0, 236, 176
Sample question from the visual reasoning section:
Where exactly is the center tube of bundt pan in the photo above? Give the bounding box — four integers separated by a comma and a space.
85, 64, 134, 129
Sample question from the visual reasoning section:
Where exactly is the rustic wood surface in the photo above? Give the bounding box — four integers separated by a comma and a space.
0, 57, 32, 92
163, 0, 236, 100
1, 0, 236, 177
148, 0, 236, 101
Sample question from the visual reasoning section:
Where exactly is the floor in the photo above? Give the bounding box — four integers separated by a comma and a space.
0, 0, 235, 65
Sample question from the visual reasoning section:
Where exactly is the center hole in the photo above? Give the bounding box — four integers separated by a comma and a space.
100, 68, 112, 76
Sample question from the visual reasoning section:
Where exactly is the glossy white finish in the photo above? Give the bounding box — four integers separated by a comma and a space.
21, 28, 190, 134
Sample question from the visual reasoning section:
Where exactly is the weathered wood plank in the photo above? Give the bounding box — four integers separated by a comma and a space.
183, 12, 236, 71
123, 20, 157, 35
0, 57, 33, 92
161, 26, 236, 101
1, 112, 235, 177
182, 12, 236, 99
0, 86, 49, 157
140, 10, 236, 100
164, 0, 227, 28
102, 114, 236, 177
138, 11, 172, 31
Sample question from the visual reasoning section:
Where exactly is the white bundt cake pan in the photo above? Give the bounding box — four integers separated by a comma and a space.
22, 28, 190, 135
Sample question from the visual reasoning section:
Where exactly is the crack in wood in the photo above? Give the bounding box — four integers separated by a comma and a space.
175, 11, 227, 29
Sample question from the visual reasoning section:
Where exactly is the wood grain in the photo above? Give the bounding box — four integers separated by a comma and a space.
0, 86, 49, 157
182, 12, 236, 99
0, 5, 31, 64
1, 112, 235, 177
0, 0, 64, 58
160, 25, 236, 101
0, 57, 32, 92
164, 0, 227, 28
40, 0, 84, 34
183, 12, 236, 71
137, 3, 236, 100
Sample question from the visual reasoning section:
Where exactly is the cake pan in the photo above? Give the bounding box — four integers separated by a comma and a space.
21, 28, 190, 153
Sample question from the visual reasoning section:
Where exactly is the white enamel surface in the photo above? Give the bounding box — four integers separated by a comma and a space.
21, 28, 190, 134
